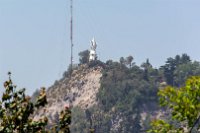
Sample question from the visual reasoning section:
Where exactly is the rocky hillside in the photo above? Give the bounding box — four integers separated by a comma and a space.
32, 54, 200, 132
34, 64, 102, 123
33, 61, 162, 132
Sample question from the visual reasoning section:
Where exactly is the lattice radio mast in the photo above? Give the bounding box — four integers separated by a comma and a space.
70, 0, 73, 75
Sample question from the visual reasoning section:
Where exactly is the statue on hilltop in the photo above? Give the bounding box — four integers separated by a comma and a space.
89, 38, 97, 62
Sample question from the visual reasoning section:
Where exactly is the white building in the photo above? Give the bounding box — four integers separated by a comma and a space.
89, 38, 97, 61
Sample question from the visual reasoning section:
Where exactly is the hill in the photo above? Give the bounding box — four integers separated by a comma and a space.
33, 54, 200, 132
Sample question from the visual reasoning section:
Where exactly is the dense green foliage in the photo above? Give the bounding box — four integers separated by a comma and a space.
78, 50, 90, 64
149, 76, 200, 132
160, 54, 200, 86
90, 54, 200, 132
96, 59, 159, 132
0, 73, 71, 133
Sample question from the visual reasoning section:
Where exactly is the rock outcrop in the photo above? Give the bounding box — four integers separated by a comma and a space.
34, 65, 102, 123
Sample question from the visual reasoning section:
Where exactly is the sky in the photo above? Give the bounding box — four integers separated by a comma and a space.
0, 0, 200, 95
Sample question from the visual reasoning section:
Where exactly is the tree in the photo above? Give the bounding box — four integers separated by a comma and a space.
180, 53, 191, 64
0, 72, 71, 133
161, 54, 192, 86
79, 50, 90, 64
141, 59, 152, 69
148, 76, 200, 132
173, 61, 200, 86
126, 56, 134, 68
141, 59, 153, 81
161, 57, 176, 86
119, 57, 125, 65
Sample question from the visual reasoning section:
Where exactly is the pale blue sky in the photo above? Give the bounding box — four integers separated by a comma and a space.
0, 0, 200, 95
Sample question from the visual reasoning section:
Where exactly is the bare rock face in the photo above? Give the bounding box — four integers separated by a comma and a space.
34, 65, 102, 123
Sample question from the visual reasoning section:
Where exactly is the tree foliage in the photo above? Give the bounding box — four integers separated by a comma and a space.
126, 55, 134, 68
149, 76, 200, 133
78, 50, 90, 64
0, 72, 71, 133
97, 59, 158, 132
95, 54, 200, 132
161, 54, 191, 86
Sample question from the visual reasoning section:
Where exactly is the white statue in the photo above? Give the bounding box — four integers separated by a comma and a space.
89, 38, 97, 61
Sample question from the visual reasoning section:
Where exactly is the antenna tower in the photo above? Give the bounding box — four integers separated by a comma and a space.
70, 0, 73, 75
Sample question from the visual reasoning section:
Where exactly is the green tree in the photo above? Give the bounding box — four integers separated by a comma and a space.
126, 56, 134, 68
148, 76, 200, 132
161, 57, 176, 86
141, 59, 153, 81
180, 53, 191, 64
174, 61, 200, 86
79, 50, 90, 64
161, 54, 191, 86
119, 57, 125, 65
0, 72, 71, 133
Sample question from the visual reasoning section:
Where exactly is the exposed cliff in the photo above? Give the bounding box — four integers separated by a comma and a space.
33, 61, 164, 133
34, 65, 102, 123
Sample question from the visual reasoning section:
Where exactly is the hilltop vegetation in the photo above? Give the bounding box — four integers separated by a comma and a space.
31, 52, 200, 132
77, 53, 200, 132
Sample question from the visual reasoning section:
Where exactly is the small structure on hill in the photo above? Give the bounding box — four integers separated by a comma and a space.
89, 38, 97, 61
